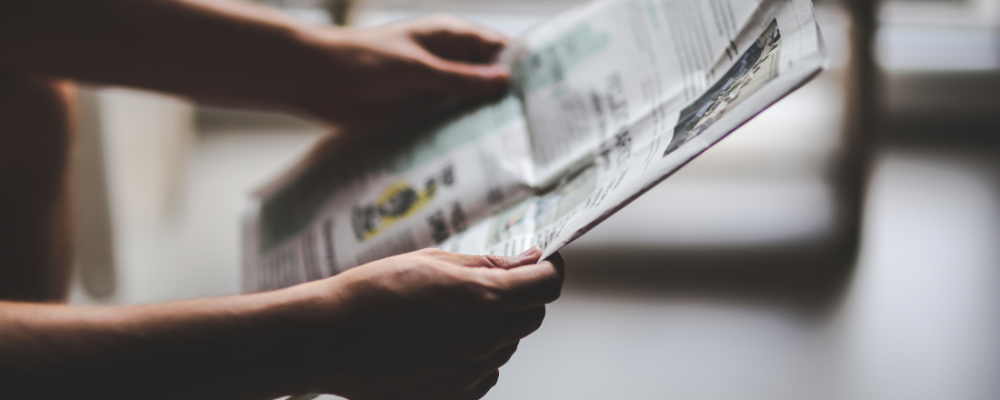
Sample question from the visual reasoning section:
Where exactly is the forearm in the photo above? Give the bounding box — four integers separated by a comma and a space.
0, 0, 329, 110
0, 284, 339, 400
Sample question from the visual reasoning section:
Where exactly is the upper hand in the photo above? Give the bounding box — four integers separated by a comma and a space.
293, 15, 512, 134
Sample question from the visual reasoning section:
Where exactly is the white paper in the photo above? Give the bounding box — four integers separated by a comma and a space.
242, 0, 828, 292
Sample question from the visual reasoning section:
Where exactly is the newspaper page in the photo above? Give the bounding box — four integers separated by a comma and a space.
242, 0, 828, 292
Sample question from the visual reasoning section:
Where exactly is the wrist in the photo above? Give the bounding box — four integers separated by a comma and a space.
276, 25, 354, 117
248, 276, 356, 384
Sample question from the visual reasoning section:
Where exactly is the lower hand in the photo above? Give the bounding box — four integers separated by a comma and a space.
282, 246, 563, 400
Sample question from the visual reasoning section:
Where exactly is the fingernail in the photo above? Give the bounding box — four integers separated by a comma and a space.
484, 65, 510, 78
516, 246, 540, 257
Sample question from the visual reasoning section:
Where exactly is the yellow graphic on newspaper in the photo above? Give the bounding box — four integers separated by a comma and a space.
351, 165, 454, 242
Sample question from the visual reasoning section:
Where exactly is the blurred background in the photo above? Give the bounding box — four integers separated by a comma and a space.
66, 0, 1000, 399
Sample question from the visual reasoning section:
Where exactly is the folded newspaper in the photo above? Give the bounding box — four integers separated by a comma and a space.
242, 0, 828, 292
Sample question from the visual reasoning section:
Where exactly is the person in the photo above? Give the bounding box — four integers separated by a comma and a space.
0, 1, 565, 399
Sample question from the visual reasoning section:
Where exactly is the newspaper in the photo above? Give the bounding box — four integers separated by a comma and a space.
242, 0, 828, 292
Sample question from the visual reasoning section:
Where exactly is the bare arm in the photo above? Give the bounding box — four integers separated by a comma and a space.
0, 0, 511, 131
0, 248, 563, 400
0, 289, 319, 400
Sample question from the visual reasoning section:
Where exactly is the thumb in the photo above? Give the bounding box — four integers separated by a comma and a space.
440, 246, 542, 270
411, 53, 511, 97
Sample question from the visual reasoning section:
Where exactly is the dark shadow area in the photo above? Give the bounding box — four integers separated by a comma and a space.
879, 71, 1000, 149
559, 234, 859, 317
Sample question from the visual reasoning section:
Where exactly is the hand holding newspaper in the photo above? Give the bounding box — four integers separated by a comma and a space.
242, 0, 827, 292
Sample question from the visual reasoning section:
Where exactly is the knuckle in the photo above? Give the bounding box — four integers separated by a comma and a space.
457, 335, 502, 362
523, 306, 547, 328
543, 284, 563, 303
457, 368, 483, 390
481, 255, 509, 268
472, 255, 501, 268
528, 313, 546, 333
440, 371, 479, 397
460, 287, 499, 313
540, 273, 563, 303
435, 268, 500, 309
473, 335, 503, 359
467, 276, 503, 307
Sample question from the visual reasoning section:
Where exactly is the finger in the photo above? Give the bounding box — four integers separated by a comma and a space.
462, 341, 518, 381
498, 306, 546, 345
448, 308, 538, 362
417, 29, 507, 63
411, 15, 510, 62
430, 342, 514, 399
486, 341, 520, 370
463, 370, 500, 400
547, 251, 566, 277
490, 260, 563, 312
409, 54, 511, 98
439, 246, 542, 270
